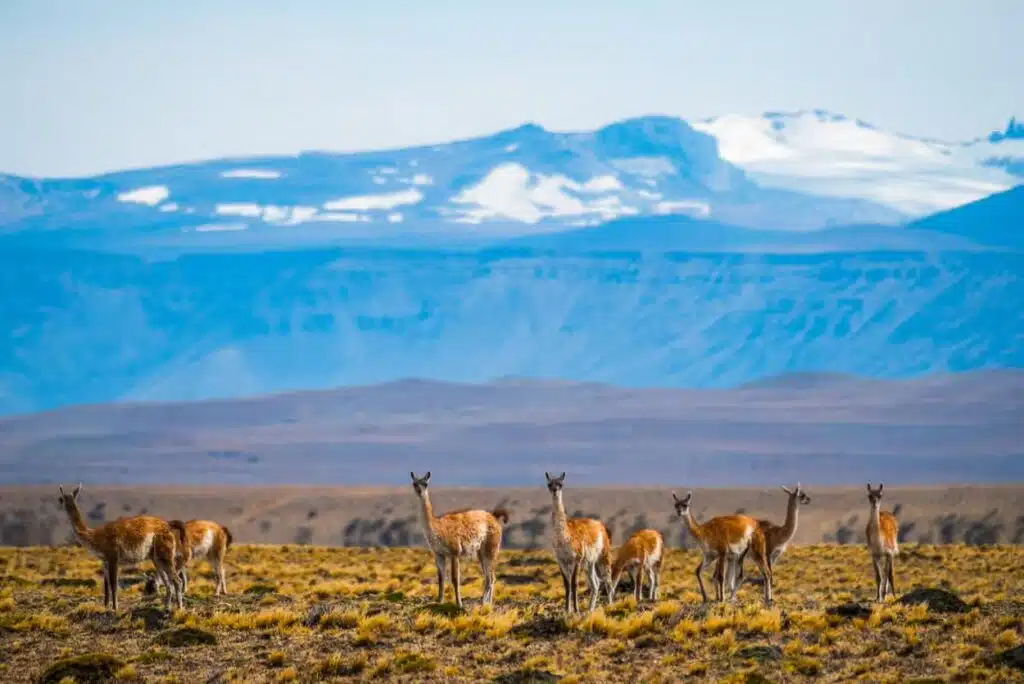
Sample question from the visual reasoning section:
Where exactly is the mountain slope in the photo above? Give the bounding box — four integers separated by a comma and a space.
908, 185, 1024, 249
693, 110, 1023, 216
1, 246, 1020, 415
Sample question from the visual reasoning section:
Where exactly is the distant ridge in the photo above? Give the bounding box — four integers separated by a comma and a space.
1, 369, 1020, 487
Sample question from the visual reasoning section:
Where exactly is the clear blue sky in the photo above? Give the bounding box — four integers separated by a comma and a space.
2, 0, 1022, 177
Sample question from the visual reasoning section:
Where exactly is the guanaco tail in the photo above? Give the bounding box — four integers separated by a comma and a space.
866, 483, 899, 602
411, 472, 509, 607
58, 483, 184, 611
546, 472, 613, 614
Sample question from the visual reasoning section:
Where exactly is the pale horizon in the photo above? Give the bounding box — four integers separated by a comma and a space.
3, 0, 1023, 177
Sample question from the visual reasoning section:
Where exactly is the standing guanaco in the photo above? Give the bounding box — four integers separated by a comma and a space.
866, 483, 899, 602
608, 528, 664, 604
723, 484, 811, 591
57, 483, 183, 611
171, 519, 234, 595
545, 472, 613, 614
411, 472, 509, 607
672, 491, 772, 606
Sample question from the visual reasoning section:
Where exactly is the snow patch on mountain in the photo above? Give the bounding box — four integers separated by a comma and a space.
449, 163, 642, 224
656, 200, 710, 217
117, 185, 170, 206
323, 188, 424, 211
194, 222, 247, 232
220, 169, 282, 179
694, 110, 1021, 216
213, 203, 318, 225
215, 203, 263, 218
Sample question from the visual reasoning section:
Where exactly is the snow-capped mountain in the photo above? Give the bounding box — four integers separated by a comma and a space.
1, 111, 1021, 414
0, 116, 907, 250
693, 110, 1023, 216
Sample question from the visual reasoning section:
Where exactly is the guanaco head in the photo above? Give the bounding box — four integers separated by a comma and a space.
410, 471, 431, 497
781, 483, 812, 506
544, 472, 566, 495
672, 491, 692, 518
57, 483, 82, 514
866, 483, 884, 507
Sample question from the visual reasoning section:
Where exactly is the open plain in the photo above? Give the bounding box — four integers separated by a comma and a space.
1, 543, 1022, 683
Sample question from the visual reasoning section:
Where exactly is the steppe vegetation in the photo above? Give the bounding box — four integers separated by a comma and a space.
1, 543, 1022, 682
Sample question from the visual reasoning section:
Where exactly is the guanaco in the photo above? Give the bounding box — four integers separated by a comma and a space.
608, 528, 664, 604
672, 491, 772, 606
170, 519, 234, 595
724, 484, 811, 591
866, 483, 899, 602
545, 472, 613, 614
57, 483, 183, 611
411, 472, 509, 607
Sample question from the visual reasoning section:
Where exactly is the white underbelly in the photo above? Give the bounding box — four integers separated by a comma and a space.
119, 533, 155, 564
192, 530, 216, 560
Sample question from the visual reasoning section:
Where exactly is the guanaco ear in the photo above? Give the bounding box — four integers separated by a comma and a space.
558, 472, 565, 481
73, 483, 82, 499
410, 471, 416, 481
781, 485, 793, 495
671, 491, 679, 502
877, 483, 883, 493
545, 472, 551, 481
58, 485, 66, 497
424, 472, 431, 482
866, 483, 872, 493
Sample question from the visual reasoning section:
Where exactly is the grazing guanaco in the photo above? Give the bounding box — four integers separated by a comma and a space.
723, 484, 812, 591
672, 491, 772, 606
545, 472, 613, 614
171, 519, 234, 595
57, 483, 184, 611
866, 483, 899, 602
410, 472, 509, 607
608, 528, 664, 604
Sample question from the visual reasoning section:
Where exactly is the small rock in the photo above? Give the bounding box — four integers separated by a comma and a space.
40, 577, 96, 589
493, 669, 560, 684
420, 602, 465, 618
735, 644, 783, 662
38, 653, 124, 683
898, 588, 969, 614
509, 616, 570, 639
633, 634, 668, 649
156, 627, 217, 647
130, 605, 169, 631
996, 645, 1024, 670
826, 602, 873, 619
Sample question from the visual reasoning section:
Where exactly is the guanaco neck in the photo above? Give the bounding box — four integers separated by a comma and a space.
63, 501, 94, 546
551, 490, 571, 544
776, 494, 800, 546
417, 491, 441, 546
868, 500, 881, 531
682, 509, 705, 544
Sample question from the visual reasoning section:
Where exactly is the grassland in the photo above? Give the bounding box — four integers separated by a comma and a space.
1, 544, 1022, 683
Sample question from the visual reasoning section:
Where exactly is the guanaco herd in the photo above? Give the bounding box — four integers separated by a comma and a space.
55, 477, 900, 614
